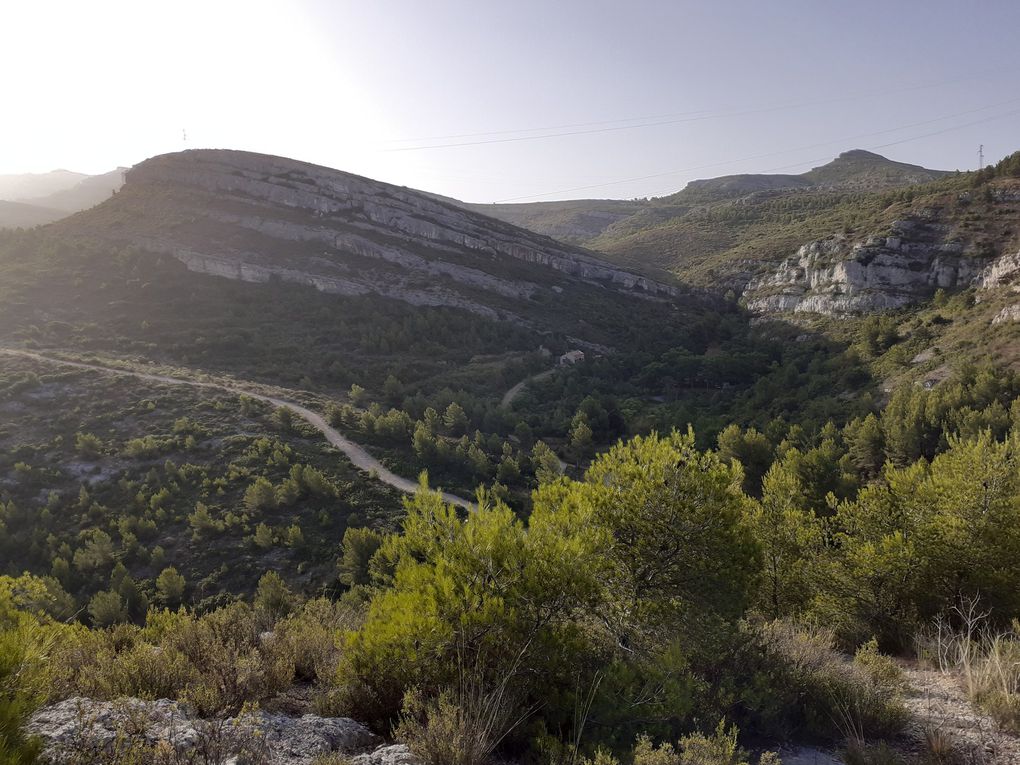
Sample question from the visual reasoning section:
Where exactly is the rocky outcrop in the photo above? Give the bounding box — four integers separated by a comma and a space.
976, 249, 1020, 290
744, 219, 992, 316
353, 744, 423, 765
159, 246, 514, 322
27, 697, 383, 765
992, 304, 1020, 324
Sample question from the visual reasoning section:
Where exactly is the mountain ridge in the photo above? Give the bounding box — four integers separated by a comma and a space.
41, 149, 715, 354
0, 168, 126, 228
0, 169, 89, 201
455, 149, 951, 244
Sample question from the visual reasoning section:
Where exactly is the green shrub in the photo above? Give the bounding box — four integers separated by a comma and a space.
155, 567, 186, 608
87, 590, 128, 628
395, 655, 533, 765
0, 576, 66, 765
275, 598, 358, 685
760, 621, 906, 741
579, 724, 779, 765
253, 572, 293, 628
853, 639, 906, 693
50, 604, 295, 716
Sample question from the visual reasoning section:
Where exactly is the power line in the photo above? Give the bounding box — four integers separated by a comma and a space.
383, 65, 1020, 152
385, 103, 826, 152
379, 109, 718, 144
492, 99, 1020, 203
736, 109, 1020, 179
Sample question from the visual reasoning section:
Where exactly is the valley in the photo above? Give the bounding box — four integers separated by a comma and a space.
3, 146, 1020, 765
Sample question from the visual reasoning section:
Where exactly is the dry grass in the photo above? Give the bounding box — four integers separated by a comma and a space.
763, 620, 907, 742
394, 649, 538, 765
915, 601, 1020, 734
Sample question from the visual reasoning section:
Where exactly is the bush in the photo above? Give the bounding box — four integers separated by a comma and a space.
581, 723, 779, 765
0, 624, 45, 765
50, 604, 296, 716
74, 432, 103, 459
337, 528, 384, 587
337, 477, 604, 729
155, 567, 186, 608
276, 599, 359, 685
253, 572, 294, 628
87, 590, 128, 627
395, 670, 526, 765
0, 576, 66, 765
757, 621, 906, 741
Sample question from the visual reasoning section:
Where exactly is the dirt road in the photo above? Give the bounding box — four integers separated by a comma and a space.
0, 348, 474, 510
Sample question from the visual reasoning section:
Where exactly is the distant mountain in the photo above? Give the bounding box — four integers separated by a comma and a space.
679, 173, 811, 197
0, 169, 88, 201
0, 200, 67, 228
459, 199, 645, 246
25, 168, 125, 212
455, 150, 951, 247
801, 149, 949, 189
0, 168, 126, 228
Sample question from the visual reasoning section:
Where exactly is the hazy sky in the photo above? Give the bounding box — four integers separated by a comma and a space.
3, 0, 1019, 202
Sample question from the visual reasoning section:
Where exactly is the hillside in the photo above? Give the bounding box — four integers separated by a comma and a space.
6, 150, 1020, 765
801, 148, 949, 188
459, 198, 645, 245
0, 200, 66, 228
53, 150, 692, 341
458, 150, 951, 249
449, 150, 1020, 395
0, 168, 125, 229
0, 149, 875, 595
24, 168, 125, 212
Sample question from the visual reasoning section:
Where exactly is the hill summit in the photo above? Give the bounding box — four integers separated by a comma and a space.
456, 150, 950, 246
676, 149, 948, 199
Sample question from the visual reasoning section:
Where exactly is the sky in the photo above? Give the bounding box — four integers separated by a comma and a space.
2, 0, 1020, 203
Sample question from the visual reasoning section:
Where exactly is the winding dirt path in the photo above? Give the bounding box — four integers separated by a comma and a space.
501, 366, 556, 408
0, 348, 474, 510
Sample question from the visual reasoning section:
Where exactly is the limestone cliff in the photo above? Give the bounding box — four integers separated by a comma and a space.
742, 182, 1020, 317
744, 218, 991, 315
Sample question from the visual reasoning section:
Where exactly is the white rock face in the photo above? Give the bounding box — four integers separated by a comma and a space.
992, 304, 1020, 324
353, 743, 424, 765
976, 250, 1020, 290
27, 697, 382, 765
744, 221, 994, 316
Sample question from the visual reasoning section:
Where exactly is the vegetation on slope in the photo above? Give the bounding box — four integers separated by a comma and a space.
4, 152, 1020, 764
9, 403, 1020, 762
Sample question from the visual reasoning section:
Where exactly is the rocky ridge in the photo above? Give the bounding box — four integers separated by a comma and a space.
454, 150, 949, 246
67, 150, 683, 332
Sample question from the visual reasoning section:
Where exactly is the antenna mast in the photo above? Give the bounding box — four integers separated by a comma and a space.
978, 144, 984, 170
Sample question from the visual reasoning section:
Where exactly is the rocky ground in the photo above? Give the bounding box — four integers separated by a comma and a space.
898, 664, 1020, 764
779, 663, 1020, 765
25, 697, 417, 765
23, 665, 1020, 765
